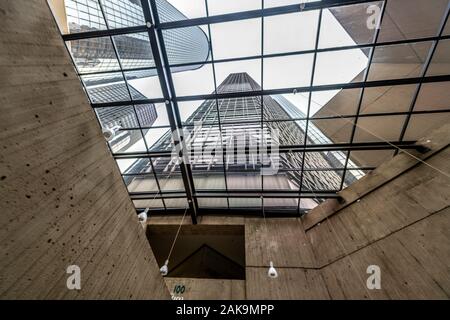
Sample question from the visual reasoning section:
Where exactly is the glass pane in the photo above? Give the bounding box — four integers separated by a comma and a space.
299, 198, 319, 211
141, 103, 169, 127
229, 197, 262, 208
178, 99, 219, 125
426, 39, 450, 77
67, 37, 120, 74
164, 197, 189, 209
207, 0, 261, 16
135, 104, 159, 127
211, 18, 261, 60
308, 118, 354, 144
404, 113, 450, 141
226, 170, 262, 190
144, 127, 173, 151
368, 42, 432, 81
215, 59, 261, 92
162, 26, 210, 66
100, 0, 145, 28
264, 10, 319, 55
171, 64, 215, 96
108, 129, 146, 153
197, 198, 228, 207
124, 69, 163, 99
193, 171, 226, 190
152, 156, 185, 191
267, 121, 304, 146
267, 94, 309, 121
264, 0, 310, 8
304, 151, 347, 169
311, 89, 361, 117
156, 0, 207, 22
360, 84, 417, 114
378, 0, 449, 42
314, 48, 369, 86
302, 170, 343, 191
132, 199, 164, 209
319, 2, 381, 48
349, 150, 395, 168
354, 115, 407, 142
113, 33, 154, 69
343, 170, 368, 188
60, 0, 107, 34
82, 72, 130, 103
125, 174, 159, 193
263, 54, 314, 89
117, 158, 153, 174
95, 105, 139, 129
264, 198, 298, 208
220, 96, 261, 124
444, 16, 450, 36
263, 173, 300, 191
414, 82, 450, 111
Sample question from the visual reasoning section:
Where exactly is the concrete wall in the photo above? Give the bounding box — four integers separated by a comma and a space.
0, 0, 169, 299
148, 124, 450, 300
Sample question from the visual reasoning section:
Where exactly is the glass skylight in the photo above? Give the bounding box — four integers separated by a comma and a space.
48, 0, 450, 220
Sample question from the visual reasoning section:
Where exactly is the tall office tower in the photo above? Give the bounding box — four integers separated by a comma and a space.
133, 73, 361, 203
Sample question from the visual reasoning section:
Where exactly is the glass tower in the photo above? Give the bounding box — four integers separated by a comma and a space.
124, 73, 362, 208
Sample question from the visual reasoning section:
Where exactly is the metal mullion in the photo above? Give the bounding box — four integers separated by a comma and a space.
78, 65, 158, 76
98, 1, 157, 211
260, 0, 265, 210
165, 34, 450, 71
158, 0, 379, 30
173, 74, 450, 102
62, 25, 148, 41
92, 98, 165, 108
147, 0, 199, 223
130, 104, 167, 210
112, 140, 421, 160
339, 0, 387, 191
297, 8, 323, 214
205, 0, 230, 210
396, 4, 450, 154
117, 125, 171, 130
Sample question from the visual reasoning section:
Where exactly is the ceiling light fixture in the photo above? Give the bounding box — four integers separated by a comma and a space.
160, 259, 169, 276
268, 261, 278, 278
102, 125, 121, 142
138, 207, 149, 222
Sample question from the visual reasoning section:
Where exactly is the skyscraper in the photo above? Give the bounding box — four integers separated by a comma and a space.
124, 73, 362, 207
56, 0, 211, 155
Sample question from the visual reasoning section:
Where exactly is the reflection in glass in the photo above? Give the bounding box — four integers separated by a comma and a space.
82, 72, 130, 103
368, 42, 432, 81
113, 33, 154, 69
426, 39, 450, 77
319, 2, 381, 48
67, 37, 120, 74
